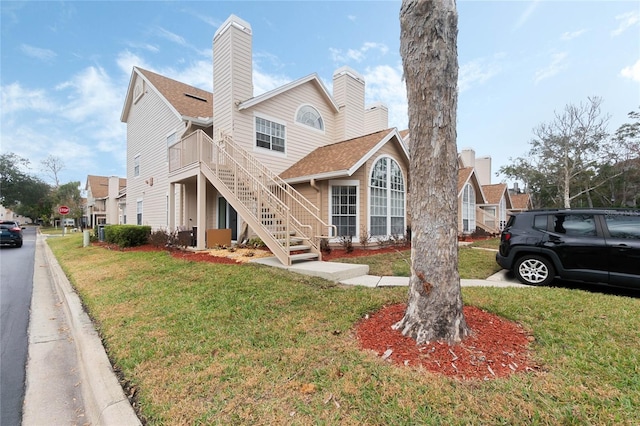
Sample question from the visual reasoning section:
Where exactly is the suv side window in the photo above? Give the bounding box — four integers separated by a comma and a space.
553, 214, 596, 236
604, 214, 640, 239
533, 215, 548, 230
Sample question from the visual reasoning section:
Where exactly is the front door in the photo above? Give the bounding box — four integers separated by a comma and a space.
218, 197, 238, 240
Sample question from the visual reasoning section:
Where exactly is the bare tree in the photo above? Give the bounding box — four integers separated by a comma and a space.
501, 97, 611, 208
393, 0, 470, 345
41, 155, 65, 188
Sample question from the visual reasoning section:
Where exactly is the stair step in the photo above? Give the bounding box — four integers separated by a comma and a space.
290, 252, 319, 262
287, 245, 311, 252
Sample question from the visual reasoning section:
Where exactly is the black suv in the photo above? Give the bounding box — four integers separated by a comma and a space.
0, 220, 24, 248
496, 209, 640, 289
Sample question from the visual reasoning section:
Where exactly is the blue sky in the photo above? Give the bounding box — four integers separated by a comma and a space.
1, 1, 638, 189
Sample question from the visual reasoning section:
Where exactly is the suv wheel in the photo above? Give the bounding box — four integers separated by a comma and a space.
514, 255, 555, 286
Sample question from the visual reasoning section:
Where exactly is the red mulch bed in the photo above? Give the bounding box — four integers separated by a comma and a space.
94, 242, 535, 380
356, 303, 537, 380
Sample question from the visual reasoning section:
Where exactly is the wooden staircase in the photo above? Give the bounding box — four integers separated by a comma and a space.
169, 129, 336, 266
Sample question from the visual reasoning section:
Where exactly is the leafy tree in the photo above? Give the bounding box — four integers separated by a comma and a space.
393, 0, 470, 344
52, 181, 83, 224
0, 152, 31, 206
501, 97, 612, 208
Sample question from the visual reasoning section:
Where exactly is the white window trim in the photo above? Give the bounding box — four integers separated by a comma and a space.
133, 80, 144, 104
367, 155, 406, 238
253, 112, 287, 156
133, 154, 141, 178
294, 104, 325, 134
328, 179, 360, 243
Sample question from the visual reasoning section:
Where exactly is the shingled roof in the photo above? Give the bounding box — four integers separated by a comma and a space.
482, 183, 508, 205
85, 175, 126, 199
510, 192, 532, 211
136, 67, 213, 119
279, 129, 403, 181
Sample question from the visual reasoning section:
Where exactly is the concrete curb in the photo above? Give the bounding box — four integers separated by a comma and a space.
40, 235, 141, 426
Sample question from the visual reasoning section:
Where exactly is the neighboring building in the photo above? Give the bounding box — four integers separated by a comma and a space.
458, 148, 528, 235
509, 191, 533, 213
84, 175, 127, 227
0, 205, 31, 224
480, 183, 512, 232
457, 167, 487, 234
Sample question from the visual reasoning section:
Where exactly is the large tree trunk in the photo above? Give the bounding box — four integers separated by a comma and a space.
393, 0, 470, 344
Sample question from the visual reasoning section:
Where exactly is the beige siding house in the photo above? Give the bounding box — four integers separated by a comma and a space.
121, 15, 408, 265
84, 175, 127, 227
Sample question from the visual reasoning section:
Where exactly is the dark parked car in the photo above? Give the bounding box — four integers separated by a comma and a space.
0, 220, 24, 248
496, 209, 640, 289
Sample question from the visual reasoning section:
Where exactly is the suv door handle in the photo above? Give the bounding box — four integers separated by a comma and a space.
614, 244, 631, 251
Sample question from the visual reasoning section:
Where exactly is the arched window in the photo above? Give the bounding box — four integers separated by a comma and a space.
369, 157, 405, 237
295, 105, 324, 130
462, 183, 476, 233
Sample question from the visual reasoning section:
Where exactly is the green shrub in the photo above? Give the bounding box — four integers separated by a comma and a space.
104, 225, 151, 248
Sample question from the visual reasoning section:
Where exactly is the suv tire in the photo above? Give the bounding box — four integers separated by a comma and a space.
514, 255, 555, 286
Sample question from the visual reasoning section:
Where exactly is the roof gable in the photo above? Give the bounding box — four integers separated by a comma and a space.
457, 167, 487, 204
510, 192, 532, 210
481, 183, 512, 208
85, 175, 126, 199
238, 73, 339, 113
279, 128, 409, 182
121, 67, 213, 124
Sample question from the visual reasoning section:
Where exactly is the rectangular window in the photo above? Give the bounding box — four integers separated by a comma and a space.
553, 214, 596, 236
331, 185, 357, 237
255, 117, 285, 153
605, 214, 640, 239
370, 186, 387, 236
134, 155, 140, 177
136, 200, 143, 226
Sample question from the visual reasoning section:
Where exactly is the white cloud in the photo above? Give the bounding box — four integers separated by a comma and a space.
363, 64, 407, 130
560, 29, 587, 41
156, 26, 188, 46
611, 10, 640, 37
329, 42, 389, 64
55, 66, 121, 123
0, 82, 57, 115
20, 44, 57, 61
124, 41, 159, 53
117, 50, 152, 76
459, 57, 503, 92
621, 59, 640, 82
513, 1, 539, 31
534, 52, 568, 84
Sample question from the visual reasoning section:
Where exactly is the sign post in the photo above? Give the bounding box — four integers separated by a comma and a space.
58, 205, 69, 235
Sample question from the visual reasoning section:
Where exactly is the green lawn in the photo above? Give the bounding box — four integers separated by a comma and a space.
331, 245, 501, 278
48, 234, 640, 425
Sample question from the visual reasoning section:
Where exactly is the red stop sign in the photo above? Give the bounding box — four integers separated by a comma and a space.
58, 205, 70, 215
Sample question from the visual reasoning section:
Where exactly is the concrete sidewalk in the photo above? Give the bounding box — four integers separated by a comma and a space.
251, 257, 529, 288
24, 234, 141, 426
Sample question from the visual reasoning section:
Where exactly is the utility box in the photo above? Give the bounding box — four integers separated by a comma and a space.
206, 229, 232, 248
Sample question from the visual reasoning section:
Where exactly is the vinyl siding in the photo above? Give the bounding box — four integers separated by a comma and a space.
125, 72, 183, 229
333, 70, 365, 141
236, 83, 338, 175
213, 16, 252, 137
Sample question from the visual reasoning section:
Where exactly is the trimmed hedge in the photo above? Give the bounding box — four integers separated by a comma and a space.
104, 225, 151, 248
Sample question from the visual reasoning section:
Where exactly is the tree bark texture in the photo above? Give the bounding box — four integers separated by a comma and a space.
393, 0, 470, 344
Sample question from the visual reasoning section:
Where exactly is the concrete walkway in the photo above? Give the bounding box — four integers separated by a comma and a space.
250, 257, 529, 288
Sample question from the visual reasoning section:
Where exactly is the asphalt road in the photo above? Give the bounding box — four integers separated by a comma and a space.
0, 226, 36, 426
